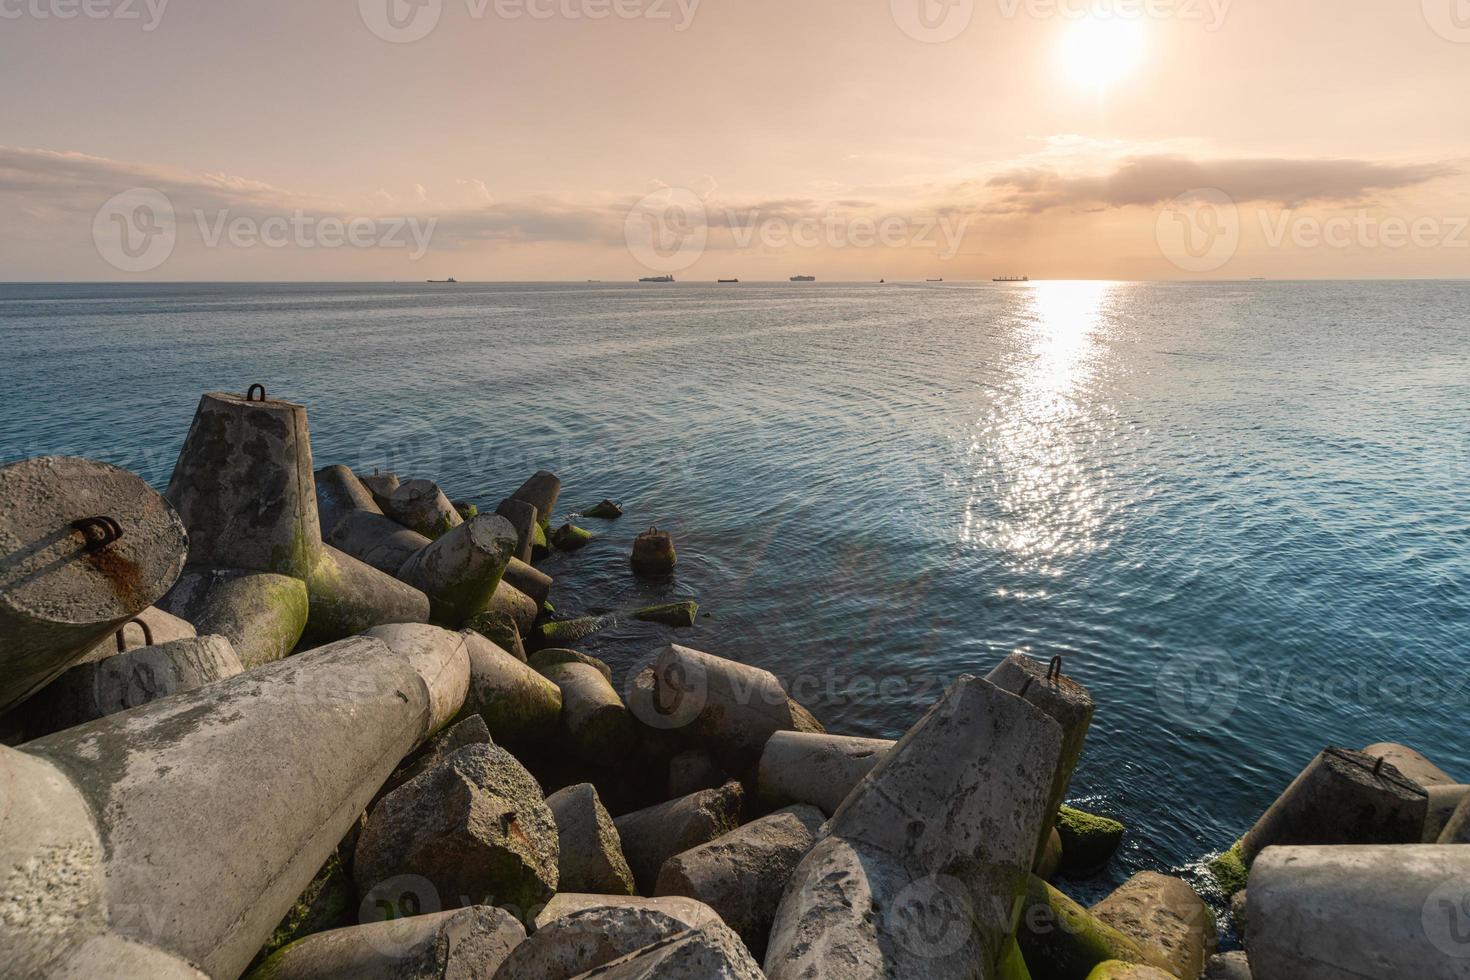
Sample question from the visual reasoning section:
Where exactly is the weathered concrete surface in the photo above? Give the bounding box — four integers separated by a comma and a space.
314, 464, 382, 538
326, 510, 433, 576
397, 514, 519, 627
543, 661, 637, 768
987, 652, 1094, 862
354, 743, 559, 927
631, 600, 698, 628
1362, 741, 1456, 787
630, 528, 676, 577
1036, 826, 1063, 880
1238, 747, 1427, 864
1017, 875, 1175, 980
551, 523, 594, 551
614, 781, 746, 894
6, 629, 470, 979
1437, 788, 1470, 844
1424, 784, 1470, 841
757, 731, 894, 816
1091, 872, 1216, 980
1057, 805, 1126, 876
495, 499, 539, 565
385, 478, 464, 540
159, 566, 309, 668
381, 714, 493, 802
75, 605, 197, 664
1247, 844, 1470, 980
458, 629, 562, 746
546, 782, 637, 896
359, 470, 401, 510
508, 470, 560, 529
483, 579, 540, 636
531, 616, 607, 653
531, 648, 614, 683
534, 894, 723, 932
364, 625, 475, 736
655, 804, 824, 958
1203, 951, 1252, 979
304, 544, 431, 642
1085, 962, 1178, 980
634, 645, 823, 767
667, 749, 726, 799
493, 904, 698, 980
18, 634, 243, 737
247, 905, 525, 979
568, 921, 764, 979
502, 556, 552, 607
465, 609, 528, 662
0, 456, 188, 712
767, 676, 1065, 980
166, 391, 321, 578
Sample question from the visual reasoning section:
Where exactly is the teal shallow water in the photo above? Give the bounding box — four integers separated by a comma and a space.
2, 279, 1467, 910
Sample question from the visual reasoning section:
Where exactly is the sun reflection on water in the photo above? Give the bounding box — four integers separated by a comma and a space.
960, 281, 1121, 577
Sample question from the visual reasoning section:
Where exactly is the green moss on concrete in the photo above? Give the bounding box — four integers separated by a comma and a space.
632, 600, 699, 628
245, 852, 351, 975
541, 599, 555, 618
454, 501, 479, 521
533, 616, 604, 649
1017, 875, 1164, 980
1056, 805, 1125, 875
1207, 840, 1250, 897
551, 523, 594, 551
529, 648, 613, 682
999, 936, 1034, 980
1085, 961, 1176, 980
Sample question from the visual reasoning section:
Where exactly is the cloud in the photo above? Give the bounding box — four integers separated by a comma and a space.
985, 155, 1459, 214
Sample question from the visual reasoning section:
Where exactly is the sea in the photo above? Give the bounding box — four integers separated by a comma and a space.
3, 279, 1467, 919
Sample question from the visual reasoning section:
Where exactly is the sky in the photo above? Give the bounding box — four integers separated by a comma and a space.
1, 0, 1467, 280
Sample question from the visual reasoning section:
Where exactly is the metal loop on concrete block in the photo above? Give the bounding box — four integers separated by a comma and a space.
246, 384, 267, 402
1047, 656, 1063, 684
73, 515, 124, 552
115, 618, 156, 652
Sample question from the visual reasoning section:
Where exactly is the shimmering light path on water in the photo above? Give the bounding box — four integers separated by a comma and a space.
3, 279, 1466, 912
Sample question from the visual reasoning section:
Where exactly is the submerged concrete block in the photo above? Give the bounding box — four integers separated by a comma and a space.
757, 730, 894, 816
1091, 871, 1216, 980
0, 456, 188, 712
397, 514, 518, 627
655, 804, 824, 958
509, 470, 560, 529
165, 391, 320, 579
493, 903, 699, 980
630, 527, 676, 577
247, 905, 525, 980
159, 566, 309, 668
384, 478, 463, 540
551, 522, 594, 551
543, 661, 637, 768
304, 544, 431, 643
1247, 844, 1470, 979
314, 463, 382, 538
546, 782, 637, 896
458, 629, 562, 746
327, 510, 432, 576
614, 781, 746, 894
1057, 805, 1126, 876
4, 628, 470, 979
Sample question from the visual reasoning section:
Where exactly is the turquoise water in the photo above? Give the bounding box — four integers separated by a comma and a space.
3, 280, 1467, 909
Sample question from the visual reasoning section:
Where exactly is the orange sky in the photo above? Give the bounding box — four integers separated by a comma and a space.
1, 0, 1466, 280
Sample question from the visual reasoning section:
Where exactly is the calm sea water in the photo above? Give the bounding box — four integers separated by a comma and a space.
3, 279, 1467, 914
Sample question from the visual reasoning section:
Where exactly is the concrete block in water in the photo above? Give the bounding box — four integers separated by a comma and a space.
493, 903, 701, 980
636, 644, 824, 766
458, 628, 562, 746
0, 456, 188, 712
4, 628, 470, 979
483, 578, 539, 635
614, 781, 745, 894
544, 661, 637, 768
314, 463, 383, 538
546, 782, 637, 896
304, 543, 431, 643
534, 894, 723, 932
326, 510, 433, 576
655, 804, 824, 959
502, 555, 552, 607
495, 498, 539, 564
384, 478, 464, 540
1247, 844, 1470, 979
569, 921, 765, 979
630, 527, 676, 577
509, 469, 561, 529
757, 730, 894, 816
987, 652, 1094, 862
353, 743, 559, 927
1363, 741, 1457, 787
18, 634, 243, 738
531, 615, 606, 652
359, 470, 401, 511
582, 498, 623, 519
1091, 872, 1216, 980
75, 605, 197, 664
1238, 746, 1427, 864
1203, 951, 1252, 979
246, 905, 525, 980
1056, 805, 1126, 876
1017, 875, 1174, 980
397, 514, 519, 627
552, 522, 594, 551
159, 566, 309, 668
632, 600, 698, 628
165, 391, 321, 579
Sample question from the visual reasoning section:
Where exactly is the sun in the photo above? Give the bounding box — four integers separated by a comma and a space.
1057, 17, 1147, 92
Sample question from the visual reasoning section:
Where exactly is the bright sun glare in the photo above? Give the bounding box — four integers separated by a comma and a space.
1058, 17, 1147, 92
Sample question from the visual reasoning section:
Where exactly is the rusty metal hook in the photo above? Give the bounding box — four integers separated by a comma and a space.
1373, 757, 1386, 777
73, 516, 123, 552
1047, 656, 1063, 684
246, 384, 267, 402
115, 618, 155, 652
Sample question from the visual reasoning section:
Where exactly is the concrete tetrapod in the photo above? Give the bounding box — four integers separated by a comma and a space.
502, 556, 553, 607
360, 471, 401, 511
1091, 872, 1216, 980
74, 605, 197, 663
457, 629, 563, 746
165, 390, 321, 579
765, 675, 1065, 980
565, 920, 765, 979
247, 905, 526, 980
482, 578, 540, 636
1362, 741, 1457, 787
384, 479, 464, 540
327, 510, 433, 576
1247, 844, 1470, 979
508, 470, 561, 529
3, 626, 470, 979
494, 904, 708, 980
314, 463, 383, 538
159, 566, 310, 668
0, 456, 188, 712
546, 782, 637, 895
534, 894, 724, 931
757, 730, 895, 816
397, 513, 519, 627
614, 781, 746, 895
1017, 875, 1175, 980
495, 498, 539, 565
1203, 952, 1252, 980
303, 543, 432, 643
543, 661, 638, 768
